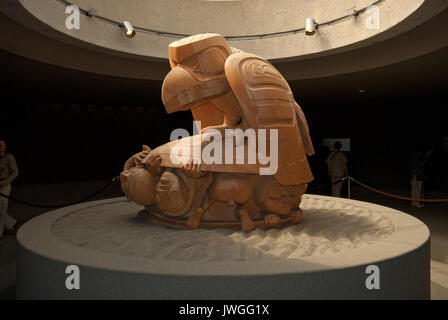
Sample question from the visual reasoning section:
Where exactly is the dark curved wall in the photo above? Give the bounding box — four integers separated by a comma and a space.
1, 48, 447, 190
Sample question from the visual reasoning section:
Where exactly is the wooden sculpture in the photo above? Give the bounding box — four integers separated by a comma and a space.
120, 33, 314, 232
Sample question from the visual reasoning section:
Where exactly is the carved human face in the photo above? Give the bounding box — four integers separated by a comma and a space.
120, 167, 158, 206
255, 176, 301, 215
155, 171, 188, 215
264, 184, 300, 215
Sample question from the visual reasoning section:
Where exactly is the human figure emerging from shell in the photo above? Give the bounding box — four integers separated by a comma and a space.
120, 33, 315, 232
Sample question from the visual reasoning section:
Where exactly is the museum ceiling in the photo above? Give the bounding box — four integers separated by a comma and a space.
0, 0, 447, 81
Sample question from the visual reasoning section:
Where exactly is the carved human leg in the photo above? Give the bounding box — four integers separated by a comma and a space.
237, 208, 255, 232
186, 208, 204, 230
291, 208, 303, 224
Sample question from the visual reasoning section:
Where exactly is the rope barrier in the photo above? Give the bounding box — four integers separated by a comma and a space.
349, 177, 448, 203
307, 176, 348, 191
0, 176, 120, 208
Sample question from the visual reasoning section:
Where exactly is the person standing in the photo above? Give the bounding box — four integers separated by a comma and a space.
0, 139, 19, 237
326, 141, 348, 197
410, 148, 433, 208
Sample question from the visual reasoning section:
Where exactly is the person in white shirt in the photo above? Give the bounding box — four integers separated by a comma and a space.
326, 141, 348, 197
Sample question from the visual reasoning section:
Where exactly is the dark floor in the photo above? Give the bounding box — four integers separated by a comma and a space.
1, 180, 447, 299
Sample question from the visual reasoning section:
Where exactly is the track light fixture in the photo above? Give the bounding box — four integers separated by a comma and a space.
59, 0, 384, 41
348, 9, 359, 17
123, 21, 136, 38
305, 18, 316, 36
86, 6, 95, 17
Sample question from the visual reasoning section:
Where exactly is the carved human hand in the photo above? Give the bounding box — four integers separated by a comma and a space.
181, 160, 203, 179
134, 145, 151, 167
264, 214, 281, 227
144, 154, 163, 176
123, 145, 151, 170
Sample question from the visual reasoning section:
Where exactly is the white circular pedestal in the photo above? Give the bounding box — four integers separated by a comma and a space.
16, 195, 430, 299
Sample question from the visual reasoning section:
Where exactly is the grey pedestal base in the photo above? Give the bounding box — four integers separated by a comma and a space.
16, 195, 430, 299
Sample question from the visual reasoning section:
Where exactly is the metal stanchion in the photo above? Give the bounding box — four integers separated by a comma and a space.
348, 176, 351, 199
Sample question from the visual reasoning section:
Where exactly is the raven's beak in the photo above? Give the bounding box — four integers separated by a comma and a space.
161, 66, 230, 114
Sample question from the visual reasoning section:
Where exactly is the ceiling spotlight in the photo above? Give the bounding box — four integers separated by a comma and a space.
86, 7, 95, 17
123, 21, 136, 38
305, 18, 316, 36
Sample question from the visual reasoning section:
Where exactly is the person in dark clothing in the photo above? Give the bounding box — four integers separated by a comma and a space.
410, 148, 433, 207
0, 139, 19, 238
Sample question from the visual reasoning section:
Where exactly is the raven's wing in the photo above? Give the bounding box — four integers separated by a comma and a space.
225, 52, 313, 185
294, 102, 315, 156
